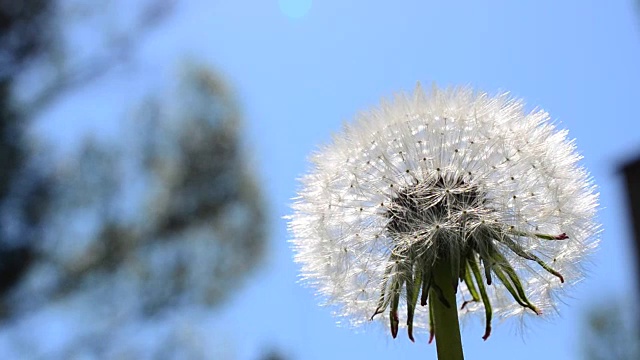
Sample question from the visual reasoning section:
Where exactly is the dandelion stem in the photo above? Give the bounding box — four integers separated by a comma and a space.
430, 256, 464, 360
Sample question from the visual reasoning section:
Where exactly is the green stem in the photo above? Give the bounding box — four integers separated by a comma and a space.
430, 256, 465, 360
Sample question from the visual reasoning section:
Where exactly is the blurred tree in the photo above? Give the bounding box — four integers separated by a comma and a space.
0, 0, 175, 302
261, 350, 288, 360
581, 300, 640, 360
0, 0, 54, 310
0, 0, 53, 77
0, 0, 267, 358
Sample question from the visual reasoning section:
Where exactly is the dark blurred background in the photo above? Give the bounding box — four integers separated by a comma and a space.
0, 1, 270, 358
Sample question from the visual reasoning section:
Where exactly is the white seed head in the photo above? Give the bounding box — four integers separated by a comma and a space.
288, 84, 600, 340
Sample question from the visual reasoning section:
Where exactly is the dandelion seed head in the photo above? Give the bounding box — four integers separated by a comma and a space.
288, 84, 600, 340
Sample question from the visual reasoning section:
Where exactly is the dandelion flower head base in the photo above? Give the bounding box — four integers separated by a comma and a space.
372, 175, 566, 341
289, 85, 599, 343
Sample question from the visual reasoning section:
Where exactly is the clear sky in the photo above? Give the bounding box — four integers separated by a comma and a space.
35, 0, 640, 359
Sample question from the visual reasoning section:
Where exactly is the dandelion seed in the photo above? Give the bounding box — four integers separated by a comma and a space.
288, 84, 600, 354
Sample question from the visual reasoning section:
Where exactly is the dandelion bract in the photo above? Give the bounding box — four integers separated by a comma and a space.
288, 84, 599, 342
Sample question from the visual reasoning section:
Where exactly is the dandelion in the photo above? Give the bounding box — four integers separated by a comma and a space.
288, 84, 599, 359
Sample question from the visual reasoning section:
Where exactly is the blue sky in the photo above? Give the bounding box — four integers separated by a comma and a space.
35, 0, 640, 359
